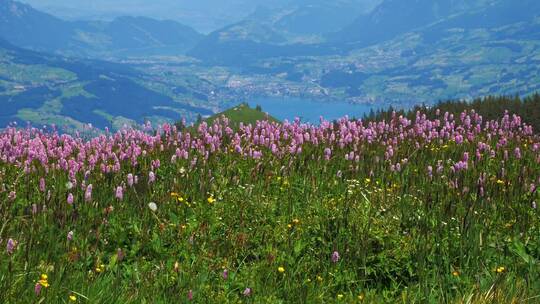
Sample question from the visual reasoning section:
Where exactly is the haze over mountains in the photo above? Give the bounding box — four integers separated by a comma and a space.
17, 0, 381, 33
0, 0, 203, 57
1, 0, 539, 131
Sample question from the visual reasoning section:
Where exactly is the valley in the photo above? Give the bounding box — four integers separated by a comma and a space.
0, 0, 539, 131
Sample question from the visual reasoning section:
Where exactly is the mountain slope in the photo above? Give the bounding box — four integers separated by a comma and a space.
0, 0, 74, 52
331, 0, 497, 46
0, 0, 204, 57
103, 16, 203, 55
0, 39, 212, 130
186, 2, 367, 66
17, 0, 381, 33
314, 0, 540, 104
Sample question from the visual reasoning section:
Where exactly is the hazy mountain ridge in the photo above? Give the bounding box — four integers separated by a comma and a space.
332, 0, 498, 46
1, 0, 540, 130
185, 0, 540, 105
188, 0, 540, 65
18, 0, 381, 33
0, 0, 203, 57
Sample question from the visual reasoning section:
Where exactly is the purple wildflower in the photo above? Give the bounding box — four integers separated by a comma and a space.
115, 186, 123, 200
331, 251, 340, 263
222, 269, 229, 280
127, 173, 134, 187
39, 178, 46, 192
34, 283, 42, 296
6, 238, 16, 255
85, 184, 93, 202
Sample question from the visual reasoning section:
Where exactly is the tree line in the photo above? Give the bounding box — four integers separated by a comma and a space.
364, 93, 540, 132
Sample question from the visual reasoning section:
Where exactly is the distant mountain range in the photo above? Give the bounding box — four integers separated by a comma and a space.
17, 0, 381, 33
1, 0, 539, 130
0, 0, 203, 57
188, 0, 540, 64
186, 1, 368, 65
331, 0, 495, 45
187, 0, 540, 103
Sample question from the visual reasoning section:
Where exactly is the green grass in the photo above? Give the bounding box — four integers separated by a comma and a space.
204, 103, 280, 127
0, 63, 77, 83
1, 110, 540, 303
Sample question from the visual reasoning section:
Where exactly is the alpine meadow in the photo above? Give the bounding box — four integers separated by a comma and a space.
2, 101, 540, 302
2, 0, 540, 303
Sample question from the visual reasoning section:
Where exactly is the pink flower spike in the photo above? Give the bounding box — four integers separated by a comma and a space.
115, 186, 124, 200
6, 238, 17, 255
222, 269, 229, 280
127, 173, 134, 187
34, 282, 42, 296
85, 184, 93, 202
331, 251, 340, 263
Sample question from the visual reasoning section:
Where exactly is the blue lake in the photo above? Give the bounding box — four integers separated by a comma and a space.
245, 97, 380, 124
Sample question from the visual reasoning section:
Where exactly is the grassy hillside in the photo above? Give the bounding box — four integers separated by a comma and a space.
0, 39, 213, 131
200, 103, 279, 127
2, 101, 540, 302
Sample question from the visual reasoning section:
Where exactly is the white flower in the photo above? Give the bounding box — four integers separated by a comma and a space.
148, 202, 158, 212
66, 181, 73, 190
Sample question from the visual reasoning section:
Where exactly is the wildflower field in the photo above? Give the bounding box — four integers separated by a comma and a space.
1, 110, 540, 303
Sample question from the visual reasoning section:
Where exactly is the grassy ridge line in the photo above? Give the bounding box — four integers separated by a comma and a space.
180, 103, 280, 131
203, 103, 280, 126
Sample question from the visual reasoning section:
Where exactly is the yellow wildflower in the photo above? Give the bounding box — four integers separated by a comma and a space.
337, 294, 344, 299
278, 266, 285, 273
69, 295, 77, 302
95, 264, 105, 273
496, 266, 506, 273
452, 271, 459, 277
38, 280, 49, 288
207, 196, 216, 204
37, 273, 50, 288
